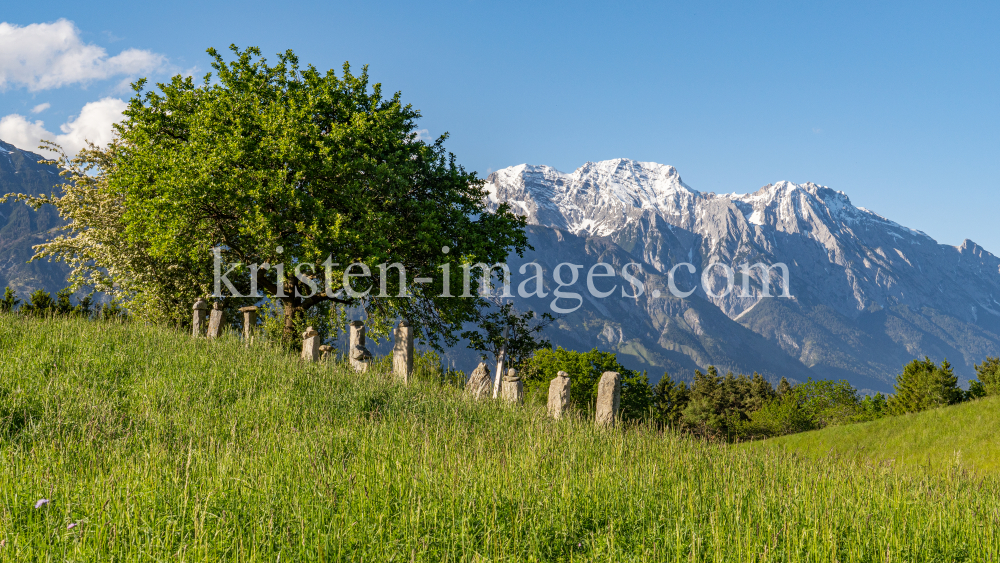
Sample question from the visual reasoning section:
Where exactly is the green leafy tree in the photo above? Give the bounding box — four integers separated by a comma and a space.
620, 370, 655, 421
13, 46, 528, 344
857, 393, 889, 421
971, 357, 1000, 397
521, 347, 651, 420
792, 379, 866, 428
741, 394, 815, 438
889, 357, 963, 415
0, 287, 19, 313
462, 299, 555, 370
110, 46, 527, 345
4, 141, 223, 327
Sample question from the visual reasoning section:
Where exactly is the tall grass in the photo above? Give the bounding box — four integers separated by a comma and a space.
758, 393, 1000, 476
1, 315, 997, 561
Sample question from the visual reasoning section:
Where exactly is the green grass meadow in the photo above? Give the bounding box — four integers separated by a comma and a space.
1, 315, 998, 561
761, 394, 1000, 476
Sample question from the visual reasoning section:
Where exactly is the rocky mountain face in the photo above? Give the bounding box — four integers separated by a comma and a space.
0, 140, 68, 297
486, 158, 1000, 392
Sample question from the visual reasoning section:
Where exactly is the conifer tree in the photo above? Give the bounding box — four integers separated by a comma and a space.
889, 357, 963, 414
746, 372, 777, 412
972, 357, 1000, 396
776, 377, 792, 396
0, 287, 19, 313
652, 373, 689, 427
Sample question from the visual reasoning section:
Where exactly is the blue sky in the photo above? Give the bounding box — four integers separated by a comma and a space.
2, 1, 998, 252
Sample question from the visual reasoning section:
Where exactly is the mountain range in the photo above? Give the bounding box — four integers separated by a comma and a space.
2, 139, 998, 392
485, 158, 1000, 392
0, 140, 68, 297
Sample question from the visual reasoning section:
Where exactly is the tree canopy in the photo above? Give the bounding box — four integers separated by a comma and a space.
889, 357, 963, 415
30, 45, 530, 344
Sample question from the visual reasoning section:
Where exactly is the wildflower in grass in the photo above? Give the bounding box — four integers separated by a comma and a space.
34, 499, 49, 509
67, 523, 77, 530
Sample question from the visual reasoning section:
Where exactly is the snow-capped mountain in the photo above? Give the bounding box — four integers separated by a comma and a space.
0, 140, 68, 297
486, 158, 1000, 390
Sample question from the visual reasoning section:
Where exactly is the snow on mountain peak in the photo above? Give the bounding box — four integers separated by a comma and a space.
485, 158, 702, 237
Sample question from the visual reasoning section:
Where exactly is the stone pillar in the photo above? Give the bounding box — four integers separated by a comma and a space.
206, 302, 225, 339
393, 320, 414, 384
500, 368, 523, 405
192, 299, 209, 337
547, 371, 572, 419
239, 306, 258, 343
595, 371, 622, 427
348, 321, 369, 372
319, 345, 333, 362
302, 326, 320, 362
465, 362, 492, 399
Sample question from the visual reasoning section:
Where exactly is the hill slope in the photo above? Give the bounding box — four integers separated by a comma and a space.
761, 396, 1000, 475
0, 315, 997, 559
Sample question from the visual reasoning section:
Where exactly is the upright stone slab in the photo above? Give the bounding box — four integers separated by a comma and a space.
500, 368, 524, 405
192, 299, 209, 337
393, 320, 414, 384
465, 362, 492, 399
349, 321, 369, 372
206, 302, 225, 339
319, 345, 333, 362
239, 306, 258, 344
547, 371, 572, 419
301, 326, 320, 362
595, 371, 622, 427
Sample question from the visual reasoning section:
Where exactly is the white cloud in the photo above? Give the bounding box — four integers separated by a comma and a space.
31, 102, 50, 113
0, 97, 127, 157
0, 19, 167, 91
0, 115, 51, 154
403, 129, 433, 144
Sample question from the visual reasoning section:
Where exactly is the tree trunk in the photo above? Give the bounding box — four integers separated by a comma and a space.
282, 298, 301, 346
492, 324, 510, 399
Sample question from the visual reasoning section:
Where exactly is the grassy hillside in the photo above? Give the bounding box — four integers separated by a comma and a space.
759, 394, 1000, 475
1, 316, 998, 561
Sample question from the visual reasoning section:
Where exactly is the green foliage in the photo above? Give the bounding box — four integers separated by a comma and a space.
0, 286, 19, 313
2, 315, 998, 560
890, 357, 964, 415
740, 394, 816, 438
3, 141, 215, 327
971, 356, 1000, 397
106, 45, 527, 345
620, 370, 655, 421
461, 300, 554, 369
858, 392, 890, 421
18, 287, 95, 318
652, 373, 689, 427
96, 300, 128, 321
793, 379, 867, 427
776, 376, 792, 396
521, 347, 652, 420
677, 367, 780, 439
20, 289, 56, 316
